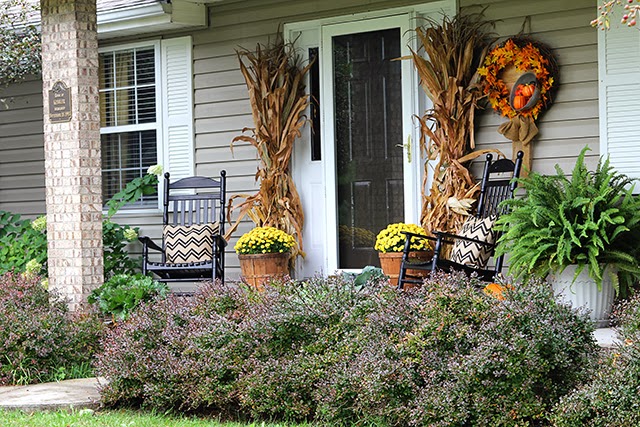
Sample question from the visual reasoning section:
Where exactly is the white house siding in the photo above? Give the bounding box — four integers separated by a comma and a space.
0, 0, 600, 279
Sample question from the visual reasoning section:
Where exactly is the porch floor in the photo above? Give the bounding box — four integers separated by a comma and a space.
594, 327, 619, 349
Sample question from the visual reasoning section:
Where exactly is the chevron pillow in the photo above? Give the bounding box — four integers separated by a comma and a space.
164, 222, 219, 264
449, 215, 497, 269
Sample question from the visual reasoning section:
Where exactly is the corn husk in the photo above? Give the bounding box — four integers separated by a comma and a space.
410, 14, 496, 234
226, 35, 311, 261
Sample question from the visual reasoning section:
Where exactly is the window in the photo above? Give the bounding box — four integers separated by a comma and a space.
99, 37, 195, 211
100, 44, 159, 208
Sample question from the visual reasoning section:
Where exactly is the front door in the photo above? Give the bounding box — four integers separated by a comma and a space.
332, 28, 404, 268
322, 15, 417, 272
288, 5, 455, 277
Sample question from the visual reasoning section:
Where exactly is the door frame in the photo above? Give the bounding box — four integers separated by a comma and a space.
285, 0, 457, 275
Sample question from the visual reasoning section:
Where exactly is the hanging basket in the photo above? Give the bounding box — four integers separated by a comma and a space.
378, 251, 433, 288
238, 252, 290, 291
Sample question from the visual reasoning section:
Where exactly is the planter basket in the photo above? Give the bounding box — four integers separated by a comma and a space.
239, 252, 290, 291
549, 264, 615, 328
379, 251, 433, 288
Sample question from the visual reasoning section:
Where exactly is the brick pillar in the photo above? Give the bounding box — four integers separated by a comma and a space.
41, 0, 103, 310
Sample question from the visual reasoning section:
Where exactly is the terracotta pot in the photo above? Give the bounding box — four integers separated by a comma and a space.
238, 252, 290, 291
378, 251, 433, 288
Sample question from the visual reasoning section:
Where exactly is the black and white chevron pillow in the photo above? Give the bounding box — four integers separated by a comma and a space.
164, 222, 219, 264
449, 215, 497, 269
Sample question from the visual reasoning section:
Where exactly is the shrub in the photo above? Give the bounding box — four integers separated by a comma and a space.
0, 272, 104, 385
102, 221, 141, 279
314, 273, 598, 427
95, 273, 597, 425
399, 274, 597, 427
88, 273, 169, 321
96, 282, 248, 412
0, 210, 140, 278
0, 211, 47, 276
551, 295, 640, 427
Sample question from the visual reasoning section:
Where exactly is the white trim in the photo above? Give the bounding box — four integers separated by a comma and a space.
97, 1, 207, 39
98, 3, 171, 27
100, 123, 157, 134
285, 1, 455, 32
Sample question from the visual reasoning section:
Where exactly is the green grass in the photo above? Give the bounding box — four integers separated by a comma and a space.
0, 409, 308, 427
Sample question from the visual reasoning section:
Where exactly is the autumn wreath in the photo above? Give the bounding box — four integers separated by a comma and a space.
477, 38, 557, 120
477, 37, 558, 175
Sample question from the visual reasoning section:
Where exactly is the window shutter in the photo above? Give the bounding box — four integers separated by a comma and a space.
160, 36, 194, 181
598, 21, 640, 179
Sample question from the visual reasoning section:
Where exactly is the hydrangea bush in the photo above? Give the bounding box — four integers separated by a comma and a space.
0, 212, 139, 280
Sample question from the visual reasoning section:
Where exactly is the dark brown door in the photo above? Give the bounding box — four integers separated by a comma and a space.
333, 28, 404, 269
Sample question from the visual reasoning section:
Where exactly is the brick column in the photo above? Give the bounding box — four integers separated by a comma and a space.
41, 0, 103, 310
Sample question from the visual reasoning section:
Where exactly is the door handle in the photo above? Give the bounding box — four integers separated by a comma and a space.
396, 135, 411, 163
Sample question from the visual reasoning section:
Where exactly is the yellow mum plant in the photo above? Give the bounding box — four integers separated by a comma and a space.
374, 223, 431, 253
234, 226, 296, 255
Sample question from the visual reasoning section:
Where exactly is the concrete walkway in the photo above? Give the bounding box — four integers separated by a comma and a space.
0, 377, 102, 412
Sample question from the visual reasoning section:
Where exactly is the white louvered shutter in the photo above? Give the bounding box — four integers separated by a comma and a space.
598, 21, 640, 180
161, 36, 195, 181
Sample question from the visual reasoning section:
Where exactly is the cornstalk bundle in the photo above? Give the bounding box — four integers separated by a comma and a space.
411, 14, 494, 234
227, 36, 312, 259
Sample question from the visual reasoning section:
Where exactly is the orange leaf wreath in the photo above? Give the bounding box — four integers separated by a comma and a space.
477, 38, 557, 119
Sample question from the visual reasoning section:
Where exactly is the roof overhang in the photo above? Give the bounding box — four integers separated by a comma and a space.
97, 0, 208, 39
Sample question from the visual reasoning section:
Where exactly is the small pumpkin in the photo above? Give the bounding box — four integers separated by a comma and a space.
483, 282, 513, 300
520, 83, 535, 97
512, 95, 526, 110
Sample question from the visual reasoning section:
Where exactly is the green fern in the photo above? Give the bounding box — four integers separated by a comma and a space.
496, 146, 640, 295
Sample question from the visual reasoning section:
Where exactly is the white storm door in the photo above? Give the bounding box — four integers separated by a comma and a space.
322, 15, 417, 273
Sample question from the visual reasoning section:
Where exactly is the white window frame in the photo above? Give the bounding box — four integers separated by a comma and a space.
99, 36, 195, 216
99, 40, 164, 214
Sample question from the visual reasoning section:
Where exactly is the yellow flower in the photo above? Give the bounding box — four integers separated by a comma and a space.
234, 226, 296, 255
374, 223, 432, 253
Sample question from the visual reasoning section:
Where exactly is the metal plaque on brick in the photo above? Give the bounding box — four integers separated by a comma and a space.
49, 81, 72, 123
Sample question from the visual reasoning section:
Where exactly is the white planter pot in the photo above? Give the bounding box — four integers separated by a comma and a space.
548, 264, 615, 328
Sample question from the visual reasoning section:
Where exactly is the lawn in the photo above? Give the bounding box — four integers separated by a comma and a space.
0, 410, 307, 427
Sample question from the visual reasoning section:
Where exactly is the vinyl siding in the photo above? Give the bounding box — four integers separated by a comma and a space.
0, 77, 45, 218
0, 0, 600, 280
463, 0, 599, 173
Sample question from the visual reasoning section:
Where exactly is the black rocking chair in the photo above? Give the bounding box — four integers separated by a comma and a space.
398, 151, 524, 289
139, 171, 227, 284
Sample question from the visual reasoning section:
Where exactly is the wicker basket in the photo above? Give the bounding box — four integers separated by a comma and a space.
238, 252, 290, 290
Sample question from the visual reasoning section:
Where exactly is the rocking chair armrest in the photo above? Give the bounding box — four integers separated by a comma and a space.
213, 234, 228, 248
432, 231, 496, 249
400, 231, 437, 243
138, 235, 164, 253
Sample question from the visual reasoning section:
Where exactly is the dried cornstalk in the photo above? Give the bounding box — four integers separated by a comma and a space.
411, 14, 494, 234
226, 35, 311, 260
